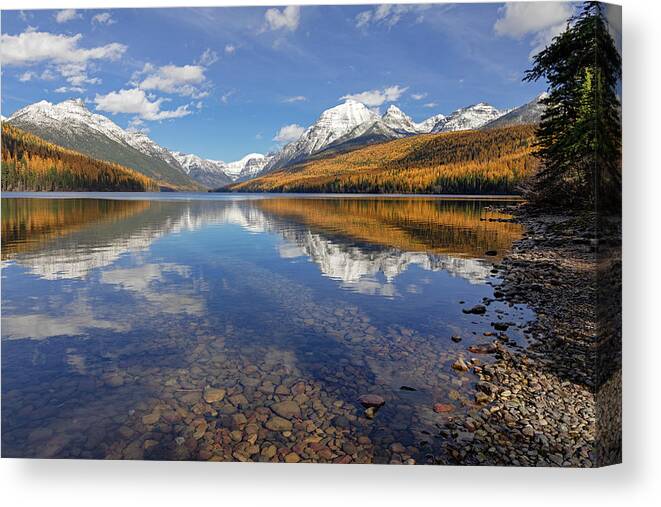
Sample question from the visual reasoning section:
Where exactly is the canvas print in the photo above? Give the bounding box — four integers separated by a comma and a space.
0, 2, 621, 466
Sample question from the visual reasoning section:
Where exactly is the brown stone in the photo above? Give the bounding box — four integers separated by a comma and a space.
265, 416, 293, 432
203, 386, 226, 403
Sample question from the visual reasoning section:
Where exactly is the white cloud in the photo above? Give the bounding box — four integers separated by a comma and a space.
494, 2, 574, 59
283, 95, 307, 103
19, 71, 34, 82
198, 48, 219, 66
224, 44, 236, 55
256, 133, 263, 140
136, 64, 207, 97
220, 90, 235, 104
55, 86, 85, 93
494, 2, 573, 38
273, 123, 305, 143
92, 13, 116, 26
94, 88, 191, 121
340, 85, 408, 107
55, 9, 81, 24
36, 69, 55, 81
411, 92, 427, 101
1, 30, 126, 66
58, 62, 100, 87
423, 102, 438, 108
264, 6, 300, 32
355, 4, 430, 29
2, 30, 126, 89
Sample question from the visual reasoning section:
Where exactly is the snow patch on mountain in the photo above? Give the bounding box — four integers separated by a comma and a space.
416, 113, 446, 133
481, 93, 547, 129
431, 103, 505, 133
264, 100, 378, 171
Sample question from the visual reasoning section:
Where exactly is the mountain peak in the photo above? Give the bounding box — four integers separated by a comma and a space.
59, 98, 87, 109
432, 102, 504, 133
384, 104, 406, 117
324, 100, 373, 118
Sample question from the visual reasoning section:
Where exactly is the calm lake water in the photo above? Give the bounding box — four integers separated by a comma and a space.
1, 193, 533, 463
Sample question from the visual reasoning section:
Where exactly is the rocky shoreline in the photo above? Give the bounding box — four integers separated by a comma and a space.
441, 204, 622, 467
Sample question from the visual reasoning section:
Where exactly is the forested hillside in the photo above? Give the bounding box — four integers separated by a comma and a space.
225, 125, 538, 195
1, 124, 160, 192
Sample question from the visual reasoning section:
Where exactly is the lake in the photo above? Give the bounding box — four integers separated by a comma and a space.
1, 193, 533, 463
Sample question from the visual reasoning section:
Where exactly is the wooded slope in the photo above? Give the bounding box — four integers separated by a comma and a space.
1, 124, 160, 192
226, 125, 538, 195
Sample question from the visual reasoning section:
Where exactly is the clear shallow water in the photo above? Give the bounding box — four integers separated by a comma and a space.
1, 193, 533, 462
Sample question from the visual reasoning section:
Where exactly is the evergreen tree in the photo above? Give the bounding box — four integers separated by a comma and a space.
524, 1, 621, 209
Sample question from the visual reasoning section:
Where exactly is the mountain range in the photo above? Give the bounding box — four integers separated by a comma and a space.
4, 94, 545, 190
5, 99, 269, 190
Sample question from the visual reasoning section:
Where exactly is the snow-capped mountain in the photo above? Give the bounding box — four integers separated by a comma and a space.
171, 151, 271, 188
380, 105, 421, 135
7, 99, 198, 189
264, 100, 379, 171
482, 93, 547, 129
321, 105, 422, 155
123, 129, 186, 173
265, 100, 512, 171
170, 151, 232, 188
224, 153, 271, 181
416, 113, 446, 133
6, 98, 272, 189
431, 102, 505, 133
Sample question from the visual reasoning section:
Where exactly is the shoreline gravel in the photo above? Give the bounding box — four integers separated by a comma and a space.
440, 204, 622, 467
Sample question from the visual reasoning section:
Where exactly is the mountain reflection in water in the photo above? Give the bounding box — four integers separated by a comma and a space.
1, 194, 532, 462
2, 196, 522, 291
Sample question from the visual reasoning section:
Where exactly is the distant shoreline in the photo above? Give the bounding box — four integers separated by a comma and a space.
1, 191, 525, 201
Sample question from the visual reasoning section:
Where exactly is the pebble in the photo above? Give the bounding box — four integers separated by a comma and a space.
271, 400, 301, 419
265, 416, 293, 432
433, 403, 454, 413
284, 452, 301, 463
451, 358, 470, 372
203, 387, 226, 403
462, 304, 486, 315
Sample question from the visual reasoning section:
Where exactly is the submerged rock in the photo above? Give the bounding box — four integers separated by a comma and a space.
451, 358, 470, 372
265, 416, 293, 432
358, 394, 385, 408
467, 343, 498, 354
270, 400, 301, 419
433, 403, 454, 413
462, 304, 487, 315
203, 386, 226, 403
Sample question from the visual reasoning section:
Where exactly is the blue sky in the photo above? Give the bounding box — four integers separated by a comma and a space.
1, 3, 579, 161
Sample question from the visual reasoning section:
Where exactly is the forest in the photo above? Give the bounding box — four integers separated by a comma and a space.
1, 124, 160, 192
225, 125, 538, 194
